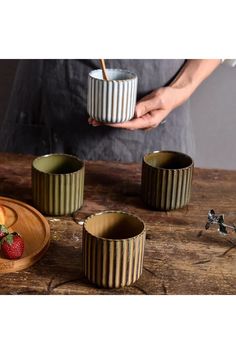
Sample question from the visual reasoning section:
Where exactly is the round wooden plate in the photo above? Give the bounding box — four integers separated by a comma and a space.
0, 196, 50, 273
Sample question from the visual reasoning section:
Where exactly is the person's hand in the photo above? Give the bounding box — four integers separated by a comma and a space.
88, 86, 189, 131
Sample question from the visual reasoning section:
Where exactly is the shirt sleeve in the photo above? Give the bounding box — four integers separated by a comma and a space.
222, 59, 236, 67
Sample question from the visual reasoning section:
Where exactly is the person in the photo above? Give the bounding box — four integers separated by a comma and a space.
0, 59, 227, 162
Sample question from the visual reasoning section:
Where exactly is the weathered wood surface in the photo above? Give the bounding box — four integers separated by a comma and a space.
0, 152, 236, 295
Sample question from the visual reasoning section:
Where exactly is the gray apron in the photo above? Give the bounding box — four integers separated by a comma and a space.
0, 60, 195, 162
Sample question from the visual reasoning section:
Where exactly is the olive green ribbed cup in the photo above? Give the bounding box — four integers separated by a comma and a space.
141, 151, 194, 211
83, 211, 146, 288
32, 154, 85, 216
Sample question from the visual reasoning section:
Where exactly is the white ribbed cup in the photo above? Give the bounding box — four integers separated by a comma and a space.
87, 69, 138, 123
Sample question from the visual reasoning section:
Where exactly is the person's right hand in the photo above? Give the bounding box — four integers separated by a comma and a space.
89, 85, 189, 131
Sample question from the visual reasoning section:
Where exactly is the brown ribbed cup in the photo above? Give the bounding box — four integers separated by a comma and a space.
83, 211, 146, 288
141, 151, 194, 211
32, 154, 84, 216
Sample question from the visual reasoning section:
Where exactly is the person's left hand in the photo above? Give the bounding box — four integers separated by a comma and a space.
88, 86, 188, 130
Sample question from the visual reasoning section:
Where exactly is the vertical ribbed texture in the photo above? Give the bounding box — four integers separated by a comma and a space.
141, 162, 193, 211
82, 229, 146, 289
87, 72, 138, 123
32, 166, 84, 216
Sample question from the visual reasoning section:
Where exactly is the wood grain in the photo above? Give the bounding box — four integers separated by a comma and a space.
0, 153, 236, 294
99, 59, 109, 80
0, 196, 50, 273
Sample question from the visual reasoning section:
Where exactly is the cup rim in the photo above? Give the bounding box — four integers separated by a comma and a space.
143, 150, 194, 170
32, 153, 84, 175
89, 68, 137, 82
83, 210, 146, 242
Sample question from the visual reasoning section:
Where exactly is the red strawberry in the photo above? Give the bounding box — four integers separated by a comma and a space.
0, 224, 9, 239
1, 232, 24, 259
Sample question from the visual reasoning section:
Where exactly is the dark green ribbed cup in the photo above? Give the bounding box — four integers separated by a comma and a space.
32, 154, 85, 216
141, 151, 194, 211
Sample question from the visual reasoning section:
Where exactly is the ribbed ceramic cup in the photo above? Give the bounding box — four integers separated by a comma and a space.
141, 151, 194, 211
83, 211, 146, 288
32, 154, 85, 216
87, 69, 138, 123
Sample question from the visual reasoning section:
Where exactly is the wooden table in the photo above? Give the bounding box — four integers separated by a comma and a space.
0, 152, 236, 295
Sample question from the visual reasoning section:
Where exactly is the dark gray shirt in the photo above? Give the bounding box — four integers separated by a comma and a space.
0, 59, 195, 162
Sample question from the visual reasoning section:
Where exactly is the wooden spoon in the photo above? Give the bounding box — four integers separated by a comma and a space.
99, 59, 109, 80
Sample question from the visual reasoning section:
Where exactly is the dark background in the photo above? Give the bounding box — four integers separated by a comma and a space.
0, 60, 18, 123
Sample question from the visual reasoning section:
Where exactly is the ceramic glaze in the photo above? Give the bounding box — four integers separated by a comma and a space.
141, 151, 194, 211
87, 69, 138, 123
82, 211, 146, 288
32, 154, 85, 216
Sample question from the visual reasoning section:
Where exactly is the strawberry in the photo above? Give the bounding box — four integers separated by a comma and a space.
1, 232, 24, 259
0, 224, 9, 239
